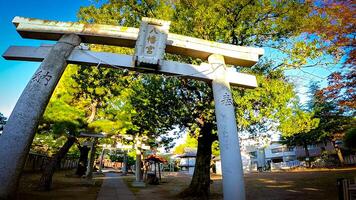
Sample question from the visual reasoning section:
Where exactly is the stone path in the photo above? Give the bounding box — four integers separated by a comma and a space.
97, 172, 136, 200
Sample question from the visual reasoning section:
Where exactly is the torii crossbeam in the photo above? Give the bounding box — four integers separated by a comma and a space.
0, 17, 264, 200
3, 45, 258, 88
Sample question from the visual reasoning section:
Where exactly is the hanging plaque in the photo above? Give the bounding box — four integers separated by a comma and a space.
133, 17, 170, 70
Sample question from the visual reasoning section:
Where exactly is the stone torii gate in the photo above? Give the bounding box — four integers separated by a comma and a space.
0, 17, 263, 200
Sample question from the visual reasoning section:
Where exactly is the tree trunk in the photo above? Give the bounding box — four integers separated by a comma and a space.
87, 101, 98, 123
76, 145, 89, 176
336, 149, 345, 166
83, 99, 98, 179
332, 141, 345, 166
38, 136, 76, 191
180, 123, 214, 199
303, 144, 311, 168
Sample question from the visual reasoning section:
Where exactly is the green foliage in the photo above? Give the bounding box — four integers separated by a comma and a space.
279, 109, 319, 137
43, 100, 85, 135
36, 62, 135, 155
173, 134, 198, 154
78, 0, 173, 26
281, 82, 355, 149
343, 128, 356, 150
128, 75, 181, 133
309, 83, 355, 143
234, 64, 297, 132
32, 65, 86, 156
72, 65, 126, 106
108, 151, 135, 165
40, 65, 86, 137
88, 119, 124, 133
0, 112, 6, 124
280, 108, 320, 148
76, 0, 321, 151
31, 134, 78, 157
172, 0, 309, 45
211, 141, 220, 156
281, 132, 318, 150
0, 112, 6, 132
69, 58, 137, 139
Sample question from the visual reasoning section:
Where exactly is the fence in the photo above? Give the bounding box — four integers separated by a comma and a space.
23, 152, 78, 172
102, 160, 123, 168
338, 178, 356, 200
344, 155, 356, 165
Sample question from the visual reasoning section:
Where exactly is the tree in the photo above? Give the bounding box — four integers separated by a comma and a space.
79, 0, 348, 198
172, 1, 316, 197
304, 1, 355, 113
0, 112, 7, 133
305, 0, 355, 66
37, 61, 133, 189
70, 62, 134, 178
280, 108, 320, 167
125, 74, 186, 144
37, 65, 86, 190
79, 1, 305, 198
281, 80, 355, 166
310, 85, 355, 165
344, 128, 356, 151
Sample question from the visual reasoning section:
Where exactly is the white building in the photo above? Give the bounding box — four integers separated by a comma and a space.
264, 141, 300, 170
214, 151, 252, 175
265, 141, 296, 162
245, 134, 300, 171
178, 148, 196, 175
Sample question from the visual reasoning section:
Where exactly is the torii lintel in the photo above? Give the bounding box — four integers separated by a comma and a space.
12, 16, 264, 67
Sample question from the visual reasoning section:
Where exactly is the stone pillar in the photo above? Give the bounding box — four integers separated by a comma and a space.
86, 138, 97, 179
210, 54, 246, 200
0, 34, 81, 199
132, 148, 145, 187
98, 148, 105, 173
135, 149, 141, 182
122, 152, 128, 175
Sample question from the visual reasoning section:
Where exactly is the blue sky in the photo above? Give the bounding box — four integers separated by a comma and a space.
0, 0, 337, 118
0, 0, 92, 117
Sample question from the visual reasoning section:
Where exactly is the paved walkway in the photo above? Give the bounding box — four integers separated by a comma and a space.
97, 172, 136, 200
